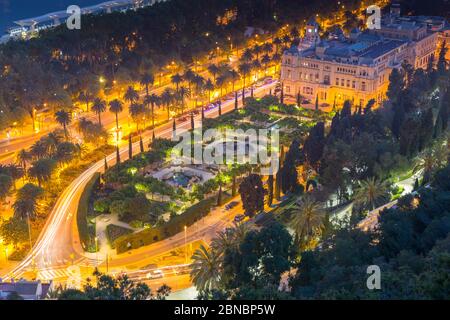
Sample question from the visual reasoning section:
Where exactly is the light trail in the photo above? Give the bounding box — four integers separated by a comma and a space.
2, 82, 277, 282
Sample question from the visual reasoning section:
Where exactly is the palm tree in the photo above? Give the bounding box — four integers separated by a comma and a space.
192, 75, 205, 109
124, 86, 139, 104
242, 48, 253, 62
28, 158, 56, 187
13, 183, 43, 220
30, 140, 48, 160
129, 103, 145, 132
208, 64, 220, 83
204, 79, 215, 104
228, 69, 240, 92
414, 141, 448, 184
77, 117, 90, 135
273, 37, 282, 54
261, 54, 271, 75
144, 93, 160, 127
140, 73, 154, 97
253, 44, 262, 60
251, 59, 261, 83
238, 62, 251, 96
183, 68, 196, 92
55, 110, 72, 139
43, 131, 63, 157
160, 88, 175, 120
262, 42, 273, 55
109, 99, 124, 131
216, 75, 228, 97
190, 245, 221, 293
171, 73, 183, 92
291, 196, 326, 250
91, 98, 106, 126
177, 86, 191, 114
353, 177, 389, 211
211, 229, 235, 257
16, 149, 32, 171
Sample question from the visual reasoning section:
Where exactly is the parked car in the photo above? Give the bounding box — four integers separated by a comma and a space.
263, 77, 273, 84
146, 269, 164, 279
234, 214, 246, 223
226, 201, 239, 210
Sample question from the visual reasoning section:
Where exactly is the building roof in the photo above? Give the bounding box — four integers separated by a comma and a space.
0, 280, 52, 300
284, 30, 406, 66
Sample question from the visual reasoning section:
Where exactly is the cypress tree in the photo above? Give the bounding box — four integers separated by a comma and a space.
116, 146, 121, 165
392, 102, 406, 139
217, 184, 223, 206
128, 135, 133, 159
280, 83, 284, 104
218, 101, 222, 116
413, 178, 420, 191
437, 40, 448, 76
139, 135, 144, 153
235, 91, 238, 110
172, 119, 176, 140
275, 146, 284, 201
418, 108, 434, 151
315, 94, 319, 111
268, 174, 274, 206
250, 87, 254, 98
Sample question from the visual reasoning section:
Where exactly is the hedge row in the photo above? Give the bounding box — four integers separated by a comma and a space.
77, 172, 101, 252
115, 193, 231, 254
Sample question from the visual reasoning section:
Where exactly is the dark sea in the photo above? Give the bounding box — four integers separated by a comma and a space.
0, 0, 101, 34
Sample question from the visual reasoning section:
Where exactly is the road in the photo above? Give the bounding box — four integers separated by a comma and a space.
1, 81, 277, 288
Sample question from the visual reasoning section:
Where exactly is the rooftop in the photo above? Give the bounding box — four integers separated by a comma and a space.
285, 31, 406, 66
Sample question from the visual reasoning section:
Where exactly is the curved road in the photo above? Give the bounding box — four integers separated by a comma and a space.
2, 82, 277, 283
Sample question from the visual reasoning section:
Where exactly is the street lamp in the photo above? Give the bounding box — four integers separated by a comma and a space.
184, 226, 188, 264
95, 236, 99, 267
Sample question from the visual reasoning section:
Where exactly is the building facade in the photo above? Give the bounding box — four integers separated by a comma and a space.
280, 5, 447, 109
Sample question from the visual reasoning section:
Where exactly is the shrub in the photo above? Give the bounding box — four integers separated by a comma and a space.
115, 195, 230, 254
77, 173, 100, 252
93, 197, 111, 214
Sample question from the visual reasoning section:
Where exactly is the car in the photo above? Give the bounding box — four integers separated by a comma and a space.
226, 201, 239, 210
263, 77, 273, 84
146, 269, 164, 279
234, 214, 246, 223
223, 92, 234, 100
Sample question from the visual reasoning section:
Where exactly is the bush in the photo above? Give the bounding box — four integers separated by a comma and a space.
115, 195, 226, 254
93, 197, 111, 214
77, 173, 100, 252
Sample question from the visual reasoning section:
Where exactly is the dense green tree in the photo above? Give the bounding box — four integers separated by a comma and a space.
239, 174, 265, 217
28, 158, 56, 187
